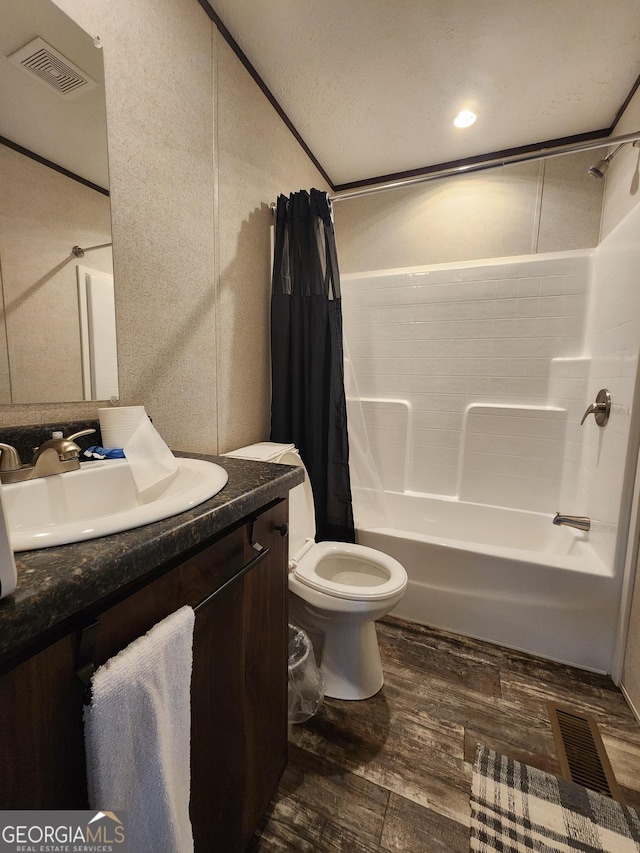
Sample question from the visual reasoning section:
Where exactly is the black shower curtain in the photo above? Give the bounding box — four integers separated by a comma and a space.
270, 188, 355, 543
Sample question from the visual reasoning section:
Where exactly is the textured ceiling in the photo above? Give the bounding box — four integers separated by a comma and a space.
207, 0, 640, 187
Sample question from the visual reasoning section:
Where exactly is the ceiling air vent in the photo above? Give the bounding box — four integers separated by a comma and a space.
7, 37, 97, 99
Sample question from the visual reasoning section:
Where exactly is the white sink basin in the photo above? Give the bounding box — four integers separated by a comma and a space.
3, 457, 228, 551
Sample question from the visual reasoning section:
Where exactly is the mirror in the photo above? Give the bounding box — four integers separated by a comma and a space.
0, 0, 117, 404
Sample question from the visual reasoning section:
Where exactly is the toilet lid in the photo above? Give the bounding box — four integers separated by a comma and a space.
278, 450, 317, 563
292, 542, 408, 601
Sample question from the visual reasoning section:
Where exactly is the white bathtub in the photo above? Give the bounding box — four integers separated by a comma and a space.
357, 493, 621, 673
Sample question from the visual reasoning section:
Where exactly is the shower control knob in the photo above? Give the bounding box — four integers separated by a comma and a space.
580, 389, 611, 427
275, 523, 289, 537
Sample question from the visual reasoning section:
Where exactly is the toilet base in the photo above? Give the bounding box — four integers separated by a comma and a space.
288, 580, 406, 702
320, 620, 384, 700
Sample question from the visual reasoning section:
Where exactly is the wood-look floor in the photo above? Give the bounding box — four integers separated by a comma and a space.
249, 616, 640, 852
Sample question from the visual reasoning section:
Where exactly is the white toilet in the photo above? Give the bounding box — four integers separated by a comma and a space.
227, 443, 407, 700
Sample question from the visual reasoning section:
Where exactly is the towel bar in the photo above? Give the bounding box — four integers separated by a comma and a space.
194, 542, 270, 613
75, 522, 272, 702
194, 515, 271, 611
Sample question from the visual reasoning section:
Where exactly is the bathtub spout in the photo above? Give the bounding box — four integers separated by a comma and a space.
553, 513, 590, 531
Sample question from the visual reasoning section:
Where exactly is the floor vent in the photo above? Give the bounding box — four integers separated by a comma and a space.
548, 703, 623, 802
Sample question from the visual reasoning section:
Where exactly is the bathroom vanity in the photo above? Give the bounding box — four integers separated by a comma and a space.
0, 451, 303, 853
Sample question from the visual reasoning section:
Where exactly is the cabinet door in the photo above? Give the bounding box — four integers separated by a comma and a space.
190, 501, 289, 853
0, 632, 88, 808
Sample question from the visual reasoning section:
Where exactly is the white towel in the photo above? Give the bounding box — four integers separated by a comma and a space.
84, 606, 195, 853
224, 441, 296, 462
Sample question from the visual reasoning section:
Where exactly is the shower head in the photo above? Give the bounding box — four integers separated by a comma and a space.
588, 158, 610, 179
588, 143, 626, 179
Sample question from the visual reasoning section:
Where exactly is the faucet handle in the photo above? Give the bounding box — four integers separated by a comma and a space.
580, 402, 597, 426
580, 389, 611, 427
66, 429, 97, 443
61, 429, 97, 460
0, 443, 22, 471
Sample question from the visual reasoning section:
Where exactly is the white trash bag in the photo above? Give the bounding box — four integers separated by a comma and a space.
288, 623, 324, 724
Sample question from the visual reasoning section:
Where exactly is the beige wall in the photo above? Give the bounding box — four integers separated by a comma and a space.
0, 146, 112, 404
334, 151, 603, 273
214, 33, 329, 452
0, 0, 326, 453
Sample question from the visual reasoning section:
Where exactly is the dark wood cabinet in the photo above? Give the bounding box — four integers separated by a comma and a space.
189, 504, 288, 852
0, 631, 88, 808
0, 498, 289, 852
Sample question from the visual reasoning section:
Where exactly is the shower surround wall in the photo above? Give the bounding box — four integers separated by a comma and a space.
343, 252, 591, 513
343, 201, 640, 675
344, 197, 640, 597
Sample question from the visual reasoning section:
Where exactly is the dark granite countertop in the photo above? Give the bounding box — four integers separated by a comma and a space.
0, 453, 303, 668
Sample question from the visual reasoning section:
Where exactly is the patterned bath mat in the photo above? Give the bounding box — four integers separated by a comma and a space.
470, 745, 640, 852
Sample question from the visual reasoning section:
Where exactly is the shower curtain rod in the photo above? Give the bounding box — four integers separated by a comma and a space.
72, 242, 113, 258
269, 130, 640, 209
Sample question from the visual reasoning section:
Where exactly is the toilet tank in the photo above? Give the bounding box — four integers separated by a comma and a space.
276, 451, 316, 563
223, 443, 316, 564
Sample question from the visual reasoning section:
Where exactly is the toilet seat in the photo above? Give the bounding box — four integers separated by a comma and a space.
293, 541, 407, 601
278, 448, 407, 602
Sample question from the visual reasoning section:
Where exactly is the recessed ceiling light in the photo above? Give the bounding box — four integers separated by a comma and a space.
454, 110, 477, 129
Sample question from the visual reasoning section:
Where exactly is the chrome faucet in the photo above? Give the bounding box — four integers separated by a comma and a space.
0, 429, 96, 484
553, 512, 590, 532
